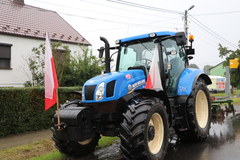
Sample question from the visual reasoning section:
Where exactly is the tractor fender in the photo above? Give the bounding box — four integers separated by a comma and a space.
135, 89, 173, 126
177, 68, 212, 96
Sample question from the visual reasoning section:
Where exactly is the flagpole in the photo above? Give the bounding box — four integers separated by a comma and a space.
56, 88, 61, 130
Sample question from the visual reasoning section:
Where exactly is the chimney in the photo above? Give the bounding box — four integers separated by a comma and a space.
13, 0, 25, 5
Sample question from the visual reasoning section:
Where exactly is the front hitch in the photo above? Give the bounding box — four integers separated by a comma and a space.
52, 106, 95, 142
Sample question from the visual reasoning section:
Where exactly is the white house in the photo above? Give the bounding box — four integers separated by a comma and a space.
0, 0, 91, 87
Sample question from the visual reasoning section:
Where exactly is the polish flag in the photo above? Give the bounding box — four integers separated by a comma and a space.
44, 33, 59, 111
145, 48, 163, 91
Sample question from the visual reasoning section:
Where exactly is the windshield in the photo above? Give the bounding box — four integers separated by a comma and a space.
118, 41, 156, 71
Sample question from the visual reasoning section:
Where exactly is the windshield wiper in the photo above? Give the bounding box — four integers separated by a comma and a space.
137, 40, 153, 55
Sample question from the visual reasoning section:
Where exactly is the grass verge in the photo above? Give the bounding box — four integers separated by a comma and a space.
0, 139, 55, 160
0, 136, 119, 160
29, 136, 119, 160
28, 151, 64, 160
231, 97, 240, 103
210, 89, 240, 97
210, 89, 240, 103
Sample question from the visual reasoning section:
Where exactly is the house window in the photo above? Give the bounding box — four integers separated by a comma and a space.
0, 43, 12, 69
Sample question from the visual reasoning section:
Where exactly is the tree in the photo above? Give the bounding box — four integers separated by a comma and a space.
52, 42, 71, 85
218, 42, 240, 88
26, 42, 103, 87
26, 42, 71, 86
61, 47, 104, 86
188, 63, 199, 69
26, 43, 45, 86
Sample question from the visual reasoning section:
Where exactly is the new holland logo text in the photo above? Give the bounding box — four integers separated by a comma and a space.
128, 79, 146, 93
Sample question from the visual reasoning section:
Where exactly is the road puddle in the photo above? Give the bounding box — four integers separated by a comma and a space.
165, 111, 240, 160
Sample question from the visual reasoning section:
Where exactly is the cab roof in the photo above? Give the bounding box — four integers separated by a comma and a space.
119, 31, 176, 43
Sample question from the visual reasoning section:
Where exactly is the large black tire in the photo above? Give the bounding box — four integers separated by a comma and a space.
120, 98, 169, 160
180, 79, 211, 141
52, 128, 100, 158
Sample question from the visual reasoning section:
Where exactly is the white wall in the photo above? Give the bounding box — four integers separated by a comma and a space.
0, 34, 84, 87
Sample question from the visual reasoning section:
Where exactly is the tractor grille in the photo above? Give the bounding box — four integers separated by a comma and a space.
84, 85, 97, 100
106, 80, 116, 97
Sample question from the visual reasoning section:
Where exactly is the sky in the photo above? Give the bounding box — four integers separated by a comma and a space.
25, 0, 240, 70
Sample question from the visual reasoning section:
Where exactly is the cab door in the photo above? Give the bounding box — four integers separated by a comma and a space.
161, 38, 186, 96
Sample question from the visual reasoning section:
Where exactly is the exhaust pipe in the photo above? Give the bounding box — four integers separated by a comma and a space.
100, 37, 111, 73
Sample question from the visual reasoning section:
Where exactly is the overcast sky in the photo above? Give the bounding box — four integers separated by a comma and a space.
25, 0, 240, 70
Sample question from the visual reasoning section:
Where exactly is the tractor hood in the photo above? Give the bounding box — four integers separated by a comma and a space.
82, 70, 146, 103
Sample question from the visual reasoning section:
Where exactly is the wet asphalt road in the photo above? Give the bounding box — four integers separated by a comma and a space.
165, 113, 240, 160
77, 111, 240, 160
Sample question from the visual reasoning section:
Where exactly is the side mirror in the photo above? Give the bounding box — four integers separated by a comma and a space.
186, 48, 195, 55
188, 56, 194, 60
175, 32, 187, 45
98, 47, 104, 58
186, 34, 195, 55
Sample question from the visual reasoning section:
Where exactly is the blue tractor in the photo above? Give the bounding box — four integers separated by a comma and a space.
52, 31, 212, 160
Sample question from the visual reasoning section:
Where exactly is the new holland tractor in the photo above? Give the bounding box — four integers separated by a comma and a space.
51, 31, 212, 160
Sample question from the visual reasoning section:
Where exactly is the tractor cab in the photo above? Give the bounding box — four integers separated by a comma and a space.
101, 31, 195, 96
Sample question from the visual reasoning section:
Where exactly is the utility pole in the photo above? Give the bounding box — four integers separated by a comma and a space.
184, 5, 194, 46
184, 10, 188, 41
225, 66, 231, 98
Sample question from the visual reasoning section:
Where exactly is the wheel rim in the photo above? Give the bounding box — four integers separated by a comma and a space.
195, 90, 209, 128
78, 138, 92, 145
147, 113, 164, 154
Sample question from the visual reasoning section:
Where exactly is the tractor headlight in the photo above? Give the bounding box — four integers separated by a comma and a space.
95, 82, 105, 101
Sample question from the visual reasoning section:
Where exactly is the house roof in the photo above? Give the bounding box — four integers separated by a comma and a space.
209, 61, 225, 71
0, 0, 91, 45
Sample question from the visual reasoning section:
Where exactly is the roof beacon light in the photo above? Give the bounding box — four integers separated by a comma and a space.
189, 34, 194, 42
149, 33, 156, 38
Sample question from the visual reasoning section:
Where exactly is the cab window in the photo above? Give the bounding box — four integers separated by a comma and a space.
162, 38, 185, 95
118, 41, 155, 71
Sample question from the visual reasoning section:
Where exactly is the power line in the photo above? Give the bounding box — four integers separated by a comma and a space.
80, 0, 177, 18
29, 0, 183, 31
107, 0, 181, 14
189, 15, 238, 49
60, 12, 134, 24
31, 0, 165, 22
61, 11, 182, 30
28, 0, 184, 36
83, 25, 183, 33
191, 30, 220, 48
189, 17, 237, 49
189, 22, 225, 46
193, 10, 240, 16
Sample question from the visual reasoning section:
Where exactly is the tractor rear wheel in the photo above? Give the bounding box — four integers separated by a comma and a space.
51, 128, 100, 158
180, 79, 211, 141
120, 98, 169, 160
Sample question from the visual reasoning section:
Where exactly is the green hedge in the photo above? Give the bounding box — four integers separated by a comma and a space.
0, 87, 81, 137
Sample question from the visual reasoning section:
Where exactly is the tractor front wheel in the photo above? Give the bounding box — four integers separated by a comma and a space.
51, 128, 100, 158
120, 98, 169, 160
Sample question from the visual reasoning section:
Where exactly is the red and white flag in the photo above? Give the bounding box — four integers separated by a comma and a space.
145, 48, 163, 91
44, 33, 58, 111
